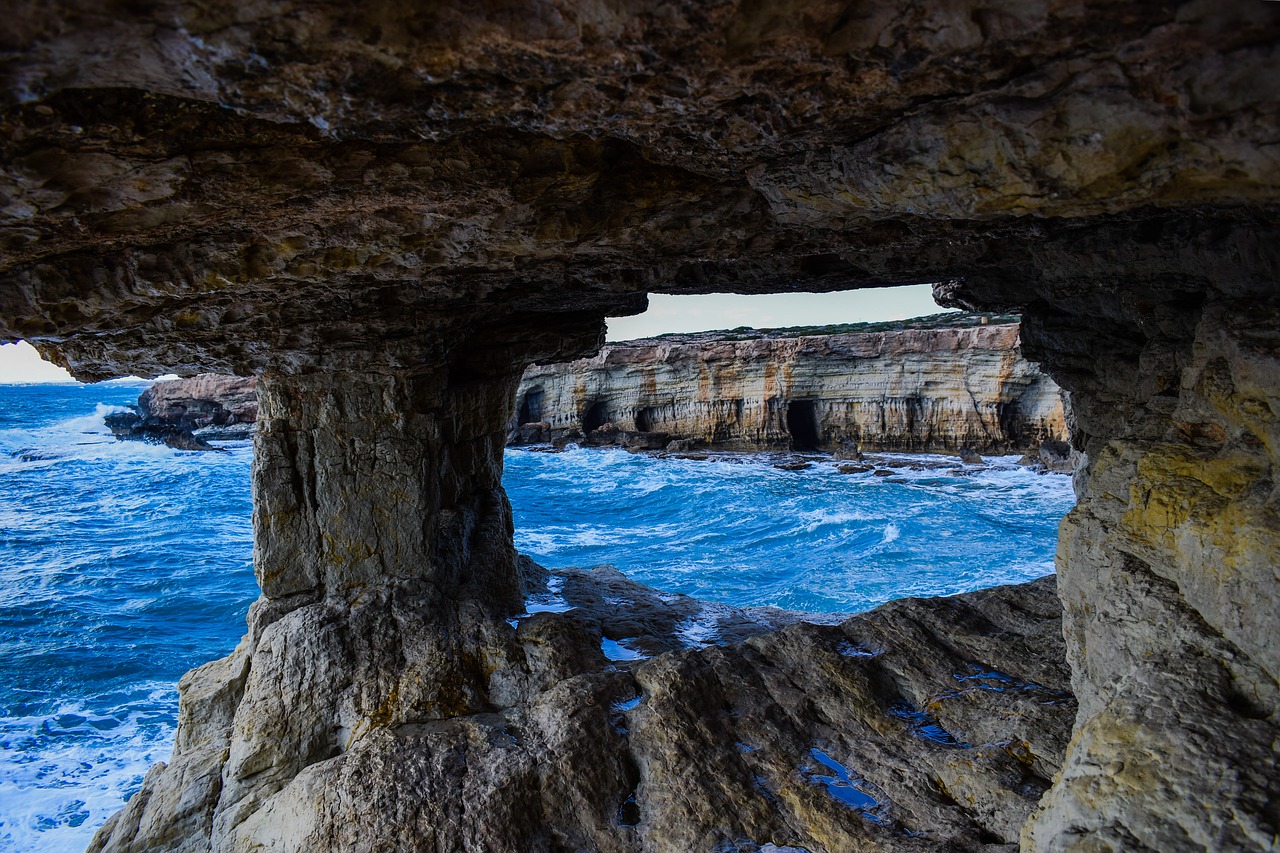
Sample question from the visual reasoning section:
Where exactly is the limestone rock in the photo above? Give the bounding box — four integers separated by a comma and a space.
103, 409, 221, 452
91, 565, 1075, 853
103, 374, 258, 449
139, 375, 258, 440
2, 3, 1277, 380
513, 319, 1067, 454
1, 2, 1278, 851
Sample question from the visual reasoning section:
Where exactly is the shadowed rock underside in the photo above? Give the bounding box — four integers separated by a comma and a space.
2, 2, 1279, 851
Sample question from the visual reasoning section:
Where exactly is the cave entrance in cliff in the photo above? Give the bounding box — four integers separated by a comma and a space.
519, 386, 544, 424
582, 401, 609, 434
634, 407, 656, 432
786, 400, 822, 451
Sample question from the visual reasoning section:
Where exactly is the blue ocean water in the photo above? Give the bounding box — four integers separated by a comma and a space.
0, 386, 1074, 852
0, 384, 256, 853
506, 445, 1074, 613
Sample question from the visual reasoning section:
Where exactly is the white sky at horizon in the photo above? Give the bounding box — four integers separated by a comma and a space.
607, 285, 950, 341
0, 286, 951, 382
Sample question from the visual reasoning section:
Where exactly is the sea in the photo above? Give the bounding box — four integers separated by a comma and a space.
0, 383, 1075, 852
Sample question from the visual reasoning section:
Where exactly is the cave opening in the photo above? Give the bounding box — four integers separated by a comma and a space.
582, 400, 608, 433
518, 386, 544, 424
786, 400, 822, 451
634, 406, 655, 432
6, 5, 1277, 847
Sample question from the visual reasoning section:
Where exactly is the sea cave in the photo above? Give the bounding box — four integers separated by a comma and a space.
1, 2, 1278, 851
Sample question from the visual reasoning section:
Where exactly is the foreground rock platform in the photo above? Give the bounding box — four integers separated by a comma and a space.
91, 566, 1074, 853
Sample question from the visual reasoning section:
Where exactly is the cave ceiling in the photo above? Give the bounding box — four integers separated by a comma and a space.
1, 0, 1278, 377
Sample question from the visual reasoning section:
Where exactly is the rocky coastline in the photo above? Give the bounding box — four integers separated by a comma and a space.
512, 313, 1070, 468
104, 374, 257, 450
91, 559, 1076, 853
112, 320, 1074, 471
5, 3, 1277, 850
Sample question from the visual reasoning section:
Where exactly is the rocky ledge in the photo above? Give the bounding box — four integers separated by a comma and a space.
105, 374, 258, 450
91, 564, 1073, 852
511, 314, 1067, 457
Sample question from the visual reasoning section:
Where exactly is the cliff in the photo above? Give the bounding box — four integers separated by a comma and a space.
513, 316, 1066, 455
2, 2, 1277, 852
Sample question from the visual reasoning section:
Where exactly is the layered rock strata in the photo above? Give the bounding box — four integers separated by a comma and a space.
2, 2, 1278, 852
513, 317, 1066, 454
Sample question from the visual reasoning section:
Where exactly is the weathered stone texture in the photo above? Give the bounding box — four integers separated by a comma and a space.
1011, 294, 1280, 853
92, 564, 1076, 853
2, 2, 1278, 380
515, 320, 1066, 453
139, 374, 258, 437
3, 1, 1278, 851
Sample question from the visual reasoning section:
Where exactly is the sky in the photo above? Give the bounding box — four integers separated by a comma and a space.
0, 285, 950, 382
0, 342, 79, 383
606, 284, 949, 340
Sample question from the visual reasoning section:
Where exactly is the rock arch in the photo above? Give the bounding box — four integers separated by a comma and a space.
1, 2, 1277, 851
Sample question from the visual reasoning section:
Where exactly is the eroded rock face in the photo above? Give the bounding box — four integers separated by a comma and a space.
139, 374, 258, 438
2, 1, 1278, 381
105, 374, 259, 448
998, 290, 1280, 852
92, 564, 1075, 853
513, 319, 1066, 454
2, 1, 1279, 851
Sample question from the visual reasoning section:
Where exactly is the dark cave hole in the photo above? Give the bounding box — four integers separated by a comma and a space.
518, 386, 544, 424
786, 400, 822, 451
634, 406, 655, 432
616, 793, 640, 827
582, 400, 609, 434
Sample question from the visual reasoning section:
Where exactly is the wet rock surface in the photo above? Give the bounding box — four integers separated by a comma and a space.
139, 375, 258, 440
105, 374, 259, 449
91, 564, 1074, 853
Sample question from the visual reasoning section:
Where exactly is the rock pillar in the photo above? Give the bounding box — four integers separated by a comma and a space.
1019, 293, 1280, 850
88, 320, 607, 852
252, 367, 522, 610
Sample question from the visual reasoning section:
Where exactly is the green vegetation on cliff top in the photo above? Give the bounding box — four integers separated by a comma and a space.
631, 312, 1020, 344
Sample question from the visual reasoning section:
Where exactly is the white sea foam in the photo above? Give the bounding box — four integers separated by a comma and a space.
0, 685, 177, 853
797, 508, 876, 533
676, 609, 721, 648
